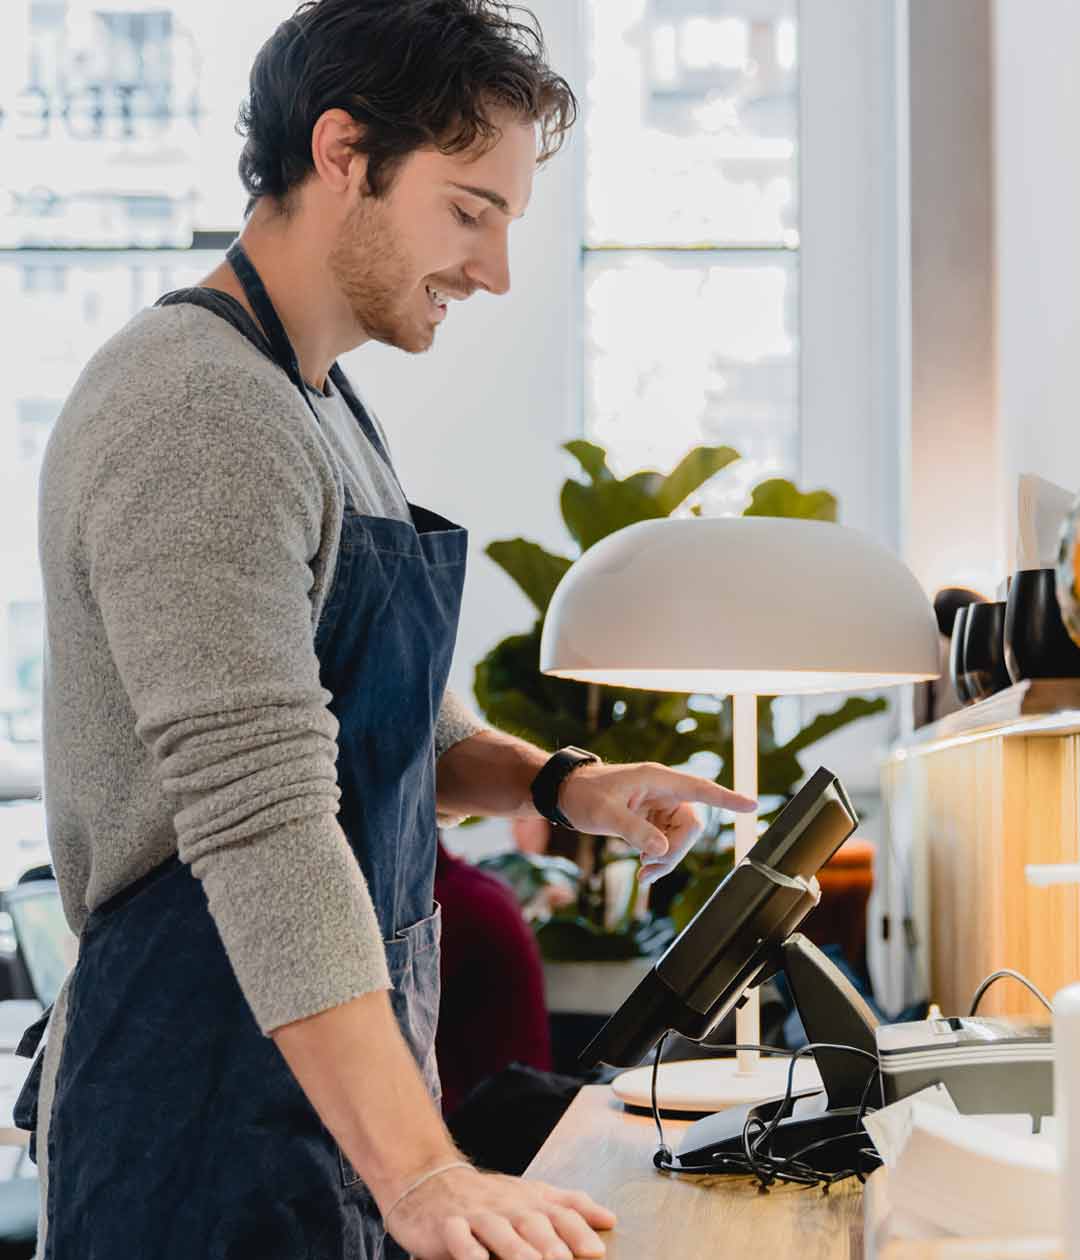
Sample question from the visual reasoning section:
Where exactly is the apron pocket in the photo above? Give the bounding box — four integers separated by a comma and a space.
339, 904, 443, 1191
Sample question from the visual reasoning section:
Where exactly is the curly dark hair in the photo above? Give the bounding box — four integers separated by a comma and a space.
237, 0, 577, 214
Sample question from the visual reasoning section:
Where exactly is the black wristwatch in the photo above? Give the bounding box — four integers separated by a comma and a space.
530, 746, 600, 829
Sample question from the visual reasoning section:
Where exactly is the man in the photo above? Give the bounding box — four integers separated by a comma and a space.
22, 3, 756, 1257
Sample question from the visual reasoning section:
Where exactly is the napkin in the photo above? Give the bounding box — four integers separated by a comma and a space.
1017, 474, 1077, 571
866, 1088, 1059, 1240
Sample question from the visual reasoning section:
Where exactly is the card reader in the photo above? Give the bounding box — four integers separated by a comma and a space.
876, 1016, 1053, 1126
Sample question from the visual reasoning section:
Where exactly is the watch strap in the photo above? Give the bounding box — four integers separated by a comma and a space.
530, 746, 599, 829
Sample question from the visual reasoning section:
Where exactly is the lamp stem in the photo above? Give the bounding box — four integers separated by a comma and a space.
733, 692, 759, 1075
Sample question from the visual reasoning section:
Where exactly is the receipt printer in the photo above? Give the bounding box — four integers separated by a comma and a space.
876, 1016, 1053, 1125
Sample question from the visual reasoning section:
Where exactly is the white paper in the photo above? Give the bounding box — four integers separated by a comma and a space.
863, 1083, 958, 1167
864, 1087, 1052, 1161
1017, 474, 1076, 570
887, 1101, 1058, 1239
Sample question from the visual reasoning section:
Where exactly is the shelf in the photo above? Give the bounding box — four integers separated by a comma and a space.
891, 679, 1080, 759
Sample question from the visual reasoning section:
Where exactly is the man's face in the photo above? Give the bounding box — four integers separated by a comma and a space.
328, 109, 536, 353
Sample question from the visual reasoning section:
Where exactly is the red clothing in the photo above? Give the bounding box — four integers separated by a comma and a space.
434, 842, 553, 1115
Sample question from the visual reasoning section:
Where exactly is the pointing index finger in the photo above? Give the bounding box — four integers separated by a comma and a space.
654, 768, 757, 813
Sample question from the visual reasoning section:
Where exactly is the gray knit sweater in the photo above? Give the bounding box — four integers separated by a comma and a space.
38, 299, 485, 1035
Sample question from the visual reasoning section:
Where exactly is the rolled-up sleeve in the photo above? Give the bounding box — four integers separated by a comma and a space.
83, 351, 390, 1034
435, 689, 487, 761
434, 689, 487, 828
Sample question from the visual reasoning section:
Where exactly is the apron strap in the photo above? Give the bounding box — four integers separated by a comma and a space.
225, 241, 396, 473
16, 1003, 52, 1060
225, 240, 316, 418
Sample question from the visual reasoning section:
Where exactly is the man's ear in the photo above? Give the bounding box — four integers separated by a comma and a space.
311, 108, 369, 196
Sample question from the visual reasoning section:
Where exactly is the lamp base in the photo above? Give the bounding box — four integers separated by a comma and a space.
611, 1055, 823, 1114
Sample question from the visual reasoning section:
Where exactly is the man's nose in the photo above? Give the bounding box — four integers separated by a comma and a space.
468, 229, 511, 297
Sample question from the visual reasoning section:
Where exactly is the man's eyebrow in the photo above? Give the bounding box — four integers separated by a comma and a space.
448, 181, 522, 218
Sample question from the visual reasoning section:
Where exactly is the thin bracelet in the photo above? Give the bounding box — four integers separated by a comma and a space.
384, 1160, 473, 1223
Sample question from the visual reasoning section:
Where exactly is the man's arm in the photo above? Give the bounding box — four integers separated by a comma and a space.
436, 729, 757, 884
436, 726, 548, 819
81, 314, 392, 1033
273, 990, 615, 1260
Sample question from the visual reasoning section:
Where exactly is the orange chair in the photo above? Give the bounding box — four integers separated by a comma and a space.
800, 838, 875, 979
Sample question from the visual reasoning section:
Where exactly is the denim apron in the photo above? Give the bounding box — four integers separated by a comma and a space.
15, 242, 468, 1259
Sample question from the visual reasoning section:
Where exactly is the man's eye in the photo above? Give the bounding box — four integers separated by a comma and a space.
453, 205, 480, 228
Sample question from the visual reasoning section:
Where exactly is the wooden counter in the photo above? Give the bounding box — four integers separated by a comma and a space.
881, 679, 1080, 1019
525, 1085, 864, 1259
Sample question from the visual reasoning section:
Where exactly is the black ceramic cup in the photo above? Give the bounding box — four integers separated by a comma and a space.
962, 601, 1011, 701
1004, 567, 1080, 682
949, 604, 974, 705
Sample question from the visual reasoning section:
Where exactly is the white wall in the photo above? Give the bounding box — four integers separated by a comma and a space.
800, 0, 904, 557
793, 0, 907, 805
340, 0, 585, 721
994, 0, 1080, 558
907, 0, 999, 599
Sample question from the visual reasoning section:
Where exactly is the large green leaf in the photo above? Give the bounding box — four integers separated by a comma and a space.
778, 695, 889, 758
473, 685, 585, 750
563, 440, 614, 484
589, 720, 710, 768
485, 539, 572, 614
744, 478, 838, 522
655, 446, 740, 515
560, 477, 665, 553
474, 623, 591, 747
757, 748, 807, 797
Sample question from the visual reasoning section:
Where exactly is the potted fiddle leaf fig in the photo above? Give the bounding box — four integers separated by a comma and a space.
474, 440, 887, 961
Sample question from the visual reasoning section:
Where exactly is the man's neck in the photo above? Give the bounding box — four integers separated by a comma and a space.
199, 206, 365, 392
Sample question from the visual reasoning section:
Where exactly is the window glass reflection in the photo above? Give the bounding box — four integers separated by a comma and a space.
584, 250, 799, 512
586, 0, 799, 247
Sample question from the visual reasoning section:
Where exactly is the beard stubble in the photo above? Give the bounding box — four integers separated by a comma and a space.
327, 193, 434, 354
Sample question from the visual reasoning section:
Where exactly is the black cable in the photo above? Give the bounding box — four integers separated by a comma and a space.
750, 1042, 877, 1161
649, 1039, 881, 1190
651, 1040, 797, 1172
852, 1066, 883, 1184
968, 968, 1052, 1017
751, 1073, 887, 1189
743, 1051, 882, 1191
650, 1031, 671, 1166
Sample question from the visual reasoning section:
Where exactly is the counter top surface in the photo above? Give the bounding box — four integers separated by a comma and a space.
525, 1084, 864, 1259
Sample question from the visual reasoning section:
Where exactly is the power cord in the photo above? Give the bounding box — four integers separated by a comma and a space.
968, 968, 1052, 1017
650, 1037, 882, 1189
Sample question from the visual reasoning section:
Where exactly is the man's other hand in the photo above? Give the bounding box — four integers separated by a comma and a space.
385, 1163, 616, 1260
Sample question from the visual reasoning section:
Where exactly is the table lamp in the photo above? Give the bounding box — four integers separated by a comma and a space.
540, 515, 939, 1105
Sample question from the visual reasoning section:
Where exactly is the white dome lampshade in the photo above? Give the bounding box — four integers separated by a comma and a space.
539, 515, 939, 1107
540, 516, 940, 692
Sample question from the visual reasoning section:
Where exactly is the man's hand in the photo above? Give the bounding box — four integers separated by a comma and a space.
558, 762, 757, 886
384, 1164, 615, 1260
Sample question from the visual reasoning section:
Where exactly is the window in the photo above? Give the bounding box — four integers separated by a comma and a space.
16, 399, 62, 464
20, 264, 66, 295
6, 604, 43, 743
583, 0, 800, 511
0, 1, 293, 787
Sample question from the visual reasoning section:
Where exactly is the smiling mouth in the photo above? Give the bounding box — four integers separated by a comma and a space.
425, 284, 448, 313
